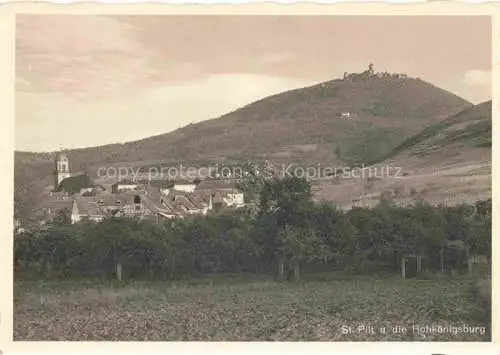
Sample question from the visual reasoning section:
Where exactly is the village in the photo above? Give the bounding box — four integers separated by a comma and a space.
38, 152, 253, 226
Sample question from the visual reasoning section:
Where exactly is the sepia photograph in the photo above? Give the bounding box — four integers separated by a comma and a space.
12, 14, 492, 341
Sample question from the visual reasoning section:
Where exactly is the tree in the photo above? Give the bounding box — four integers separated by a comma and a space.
279, 226, 329, 281
81, 217, 137, 281
310, 203, 358, 270
347, 202, 399, 271
31, 225, 83, 278
258, 176, 322, 280
441, 204, 476, 275
474, 199, 492, 270
407, 201, 446, 274
259, 175, 313, 224
14, 231, 38, 276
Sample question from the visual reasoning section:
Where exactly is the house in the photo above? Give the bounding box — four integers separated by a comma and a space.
172, 179, 198, 193
222, 192, 245, 208
39, 198, 73, 224
161, 190, 211, 216
80, 187, 96, 195
40, 188, 172, 225
340, 112, 356, 120
195, 178, 247, 208
69, 191, 164, 223
195, 178, 240, 193
135, 179, 175, 196
48, 191, 70, 199
160, 187, 171, 196
113, 194, 154, 218
111, 179, 138, 193
136, 179, 173, 191
71, 198, 104, 223
79, 185, 105, 196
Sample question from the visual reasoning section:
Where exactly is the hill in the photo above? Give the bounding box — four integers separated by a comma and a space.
384, 100, 491, 159
317, 101, 492, 208
18, 74, 470, 166
14, 73, 472, 220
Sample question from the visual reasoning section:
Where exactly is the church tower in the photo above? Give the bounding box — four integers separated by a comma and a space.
54, 152, 71, 190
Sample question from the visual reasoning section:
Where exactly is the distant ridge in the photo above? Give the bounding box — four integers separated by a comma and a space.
382, 100, 491, 162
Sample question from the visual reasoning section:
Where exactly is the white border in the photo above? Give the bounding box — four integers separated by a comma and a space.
1, 4, 498, 354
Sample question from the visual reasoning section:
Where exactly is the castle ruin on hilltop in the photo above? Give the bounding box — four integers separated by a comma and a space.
342, 63, 408, 82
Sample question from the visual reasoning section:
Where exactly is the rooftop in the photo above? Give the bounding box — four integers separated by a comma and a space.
196, 179, 240, 191
112, 179, 138, 186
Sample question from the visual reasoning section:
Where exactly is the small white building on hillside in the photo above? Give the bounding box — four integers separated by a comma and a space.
340, 112, 356, 120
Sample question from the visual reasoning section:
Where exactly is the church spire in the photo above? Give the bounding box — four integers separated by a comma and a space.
54, 146, 71, 190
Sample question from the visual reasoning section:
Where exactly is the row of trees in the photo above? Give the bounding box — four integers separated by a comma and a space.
14, 177, 491, 282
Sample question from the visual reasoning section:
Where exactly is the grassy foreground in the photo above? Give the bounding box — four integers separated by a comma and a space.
14, 277, 490, 341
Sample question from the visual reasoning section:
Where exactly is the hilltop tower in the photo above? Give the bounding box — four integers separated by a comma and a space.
368, 63, 375, 76
54, 152, 71, 190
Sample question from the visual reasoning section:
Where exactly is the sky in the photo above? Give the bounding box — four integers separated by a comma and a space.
15, 15, 492, 152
